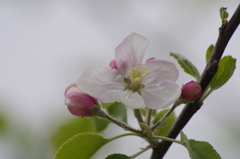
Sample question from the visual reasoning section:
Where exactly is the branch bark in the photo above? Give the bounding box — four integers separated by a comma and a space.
151, 4, 240, 159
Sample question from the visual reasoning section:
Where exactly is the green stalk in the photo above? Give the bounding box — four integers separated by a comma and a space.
151, 103, 178, 131
104, 112, 143, 134
96, 103, 143, 134
134, 109, 144, 131
150, 136, 182, 145
145, 108, 153, 126
108, 133, 144, 142
130, 145, 152, 159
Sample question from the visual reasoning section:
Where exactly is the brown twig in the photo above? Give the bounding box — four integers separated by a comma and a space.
151, 4, 240, 159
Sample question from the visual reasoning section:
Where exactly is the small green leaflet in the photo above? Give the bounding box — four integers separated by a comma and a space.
180, 131, 222, 159
170, 53, 200, 80
206, 45, 214, 63
139, 123, 153, 137
210, 56, 236, 90
54, 133, 110, 159
220, 7, 229, 20
105, 154, 131, 159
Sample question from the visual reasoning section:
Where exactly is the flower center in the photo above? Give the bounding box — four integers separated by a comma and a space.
127, 66, 149, 91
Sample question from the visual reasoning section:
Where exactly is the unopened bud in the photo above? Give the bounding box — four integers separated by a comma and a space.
64, 83, 99, 117
181, 81, 202, 101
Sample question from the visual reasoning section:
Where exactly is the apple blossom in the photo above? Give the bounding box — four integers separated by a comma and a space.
181, 81, 202, 101
77, 33, 181, 109
64, 83, 99, 116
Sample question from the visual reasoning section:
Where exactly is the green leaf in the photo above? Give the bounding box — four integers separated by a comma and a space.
180, 131, 190, 146
152, 109, 176, 136
220, 7, 228, 20
105, 154, 131, 159
206, 45, 214, 63
170, 52, 200, 80
90, 117, 109, 132
180, 132, 221, 159
102, 102, 127, 123
0, 113, 7, 134
51, 117, 95, 149
210, 56, 236, 90
54, 133, 110, 159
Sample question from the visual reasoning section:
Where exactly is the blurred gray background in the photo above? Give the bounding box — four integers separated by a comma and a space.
0, 0, 240, 159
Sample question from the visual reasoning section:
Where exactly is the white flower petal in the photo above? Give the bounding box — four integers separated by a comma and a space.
108, 90, 145, 109
76, 65, 125, 103
141, 81, 181, 109
115, 33, 149, 77
142, 59, 179, 85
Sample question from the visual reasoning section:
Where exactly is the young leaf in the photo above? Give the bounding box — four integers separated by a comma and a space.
180, 132, 221, 159
139, 123, 153, 137
210, 56, 236, 90
152, 109, 176, 136
105, 153, 131, 159
54, 133, 110, 159
220, 7, 229, 20
206, 45, 214, 63
102, 102, 127, 123
170, 53, 200, 80
51, 117, 95, 149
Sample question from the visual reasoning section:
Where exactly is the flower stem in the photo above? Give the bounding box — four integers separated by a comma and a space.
104, 111, 143, 134
145, 108, 153, 126
150, 136, 182, 145
151, 103, 178, 131
134, 109, 144, 131
108, 133, 144, 142
130, 145, 152, 159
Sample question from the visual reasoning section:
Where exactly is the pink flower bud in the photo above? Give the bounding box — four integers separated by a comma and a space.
64, 83, 99, 116
181, 81, 202, 100
109, 59, 117, 69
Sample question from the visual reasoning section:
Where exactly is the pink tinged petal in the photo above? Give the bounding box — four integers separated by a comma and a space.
76, 65, 125, 103
115, 33, 149, 77
66, 92, 98, 109
107, 90, 145, 109
142, 59, 179, 85
67, 105, 93, 116
146, 57, 156, 62
109, 59, 117, 69
64, 83, 78, 96
141, 81, 181, 109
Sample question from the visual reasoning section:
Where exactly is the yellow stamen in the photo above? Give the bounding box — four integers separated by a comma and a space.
127, 66, 149, 91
